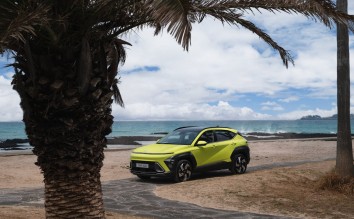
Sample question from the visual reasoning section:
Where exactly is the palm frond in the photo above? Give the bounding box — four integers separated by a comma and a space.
186, 4, 294, 67
106, 38, 130, 106
148, 0, 196, 50
196, 0, 354, 31
0, 0, 49, 52
112, 78, 124, 107
143, 0, 354, 67
24, 39, 37, 84
181, 0, 354, 67
107, 38, 130, 85
77, 37, 92, 95
233, 16, 294, 67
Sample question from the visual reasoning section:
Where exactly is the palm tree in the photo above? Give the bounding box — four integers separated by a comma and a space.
336, 0, 354, 177
1, 0, 354, 218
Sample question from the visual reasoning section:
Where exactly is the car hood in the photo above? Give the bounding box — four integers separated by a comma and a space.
132, 143, 189, 154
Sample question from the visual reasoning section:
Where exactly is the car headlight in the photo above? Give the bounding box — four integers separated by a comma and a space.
164, 157, 175, 169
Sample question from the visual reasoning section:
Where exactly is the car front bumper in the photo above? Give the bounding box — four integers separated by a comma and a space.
130, 169, 172, 178
130, 160, 172, 178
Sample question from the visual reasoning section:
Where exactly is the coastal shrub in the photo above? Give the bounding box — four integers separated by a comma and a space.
316, 170, 354, 196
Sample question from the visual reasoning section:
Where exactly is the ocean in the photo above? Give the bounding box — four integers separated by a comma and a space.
0, 120, 350, 141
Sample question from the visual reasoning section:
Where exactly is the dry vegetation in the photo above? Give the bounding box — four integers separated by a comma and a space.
316, 171, 354, 195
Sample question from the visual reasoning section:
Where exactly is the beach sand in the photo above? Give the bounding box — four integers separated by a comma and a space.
0, 150, 133, 189
0, 138, 353, 218
156, 140, 354, 218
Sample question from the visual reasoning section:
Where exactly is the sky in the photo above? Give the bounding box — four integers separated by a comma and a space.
1, 3, 354, 122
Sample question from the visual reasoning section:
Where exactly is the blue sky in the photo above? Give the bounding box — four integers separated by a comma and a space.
1, 4, 354, 121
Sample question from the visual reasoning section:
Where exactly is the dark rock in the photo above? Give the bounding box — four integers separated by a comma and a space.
107, 136, 160, 145
0, 139, 29, 149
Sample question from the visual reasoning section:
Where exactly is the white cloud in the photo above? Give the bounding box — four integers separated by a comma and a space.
112, 101, 271, 120
3, 72, 14, 79
118, 17, 344, 107
261, 101, 284, 111
279, 96, 299, 103
262, 101, 277, 106
1, 2, 354, 121
0, 76, 23, 121
123, 11, 354, 98
277, 107, 337, 120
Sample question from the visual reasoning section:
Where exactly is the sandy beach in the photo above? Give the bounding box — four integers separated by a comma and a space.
0, 138, 353, 218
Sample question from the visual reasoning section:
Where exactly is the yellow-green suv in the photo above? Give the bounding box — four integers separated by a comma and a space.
130, 126, 250, 182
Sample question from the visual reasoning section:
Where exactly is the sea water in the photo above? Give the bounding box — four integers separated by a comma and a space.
0, 120, 349, 141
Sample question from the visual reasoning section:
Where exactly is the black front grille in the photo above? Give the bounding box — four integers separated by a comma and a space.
131, 161, 159, 173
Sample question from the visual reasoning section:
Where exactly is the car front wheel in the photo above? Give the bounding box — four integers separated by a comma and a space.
230, 154, 247, 174
174, 160, 192, 182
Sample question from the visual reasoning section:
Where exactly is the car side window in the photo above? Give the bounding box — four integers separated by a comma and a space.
180, 131, 198, 145
198, 131, 214, 144
215, 130, 235, 142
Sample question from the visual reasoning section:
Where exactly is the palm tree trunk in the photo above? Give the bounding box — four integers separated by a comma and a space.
12, 43, 114, 217
336, 0, 354, 177
45, 176, 105, 218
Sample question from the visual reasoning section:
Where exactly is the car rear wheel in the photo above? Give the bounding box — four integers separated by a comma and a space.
230, 154, 247, 174
137, 175, 151, 180
174, 160, 192, 182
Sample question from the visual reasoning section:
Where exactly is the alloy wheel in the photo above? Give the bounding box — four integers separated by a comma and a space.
174, 160, 192, 182
230, 154, 247, 174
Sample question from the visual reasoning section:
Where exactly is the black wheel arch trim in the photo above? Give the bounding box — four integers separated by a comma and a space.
231, 146, 250, 164
165, 152, 197, 170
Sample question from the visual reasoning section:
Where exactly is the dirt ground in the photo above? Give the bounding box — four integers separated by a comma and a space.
0, 206, 146, 219
0, 139, 353, 218
154, 140, 353, 218
155, 160, 353, 218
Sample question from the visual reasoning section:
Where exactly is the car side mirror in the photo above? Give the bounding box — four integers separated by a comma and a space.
196, 140, 207, 146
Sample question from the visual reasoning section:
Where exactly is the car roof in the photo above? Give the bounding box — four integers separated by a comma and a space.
173, 126, 235, 132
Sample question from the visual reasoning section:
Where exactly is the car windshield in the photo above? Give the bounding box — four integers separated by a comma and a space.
157, 130, 200, 145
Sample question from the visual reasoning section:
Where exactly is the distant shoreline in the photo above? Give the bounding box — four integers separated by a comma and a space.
0, 120, 350, 141
243, 132, 339, 141
0, 132, 345, 151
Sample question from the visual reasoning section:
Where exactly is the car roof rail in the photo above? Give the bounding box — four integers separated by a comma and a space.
174, 126, 198, 131
203, 126, 233, 130
173, 126, 236, 132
